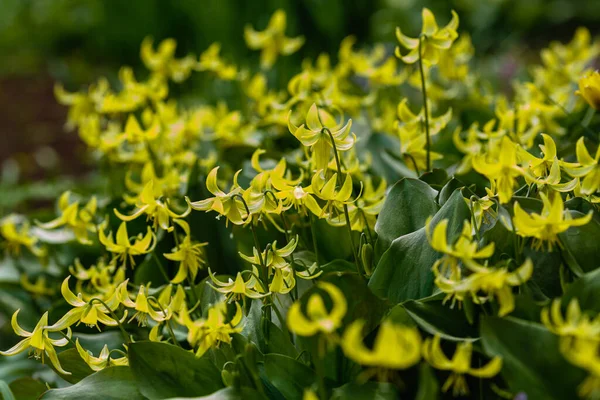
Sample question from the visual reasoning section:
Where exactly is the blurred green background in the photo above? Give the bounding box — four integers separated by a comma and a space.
1, 0, 599, 209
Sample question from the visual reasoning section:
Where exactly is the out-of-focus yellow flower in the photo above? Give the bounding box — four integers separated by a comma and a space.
244, 9, 304, 69
562, 137, 600, 195
342, 320, 421, 369
472, 136, 524, 204
395, 8, 459, 66
0, 311, 72, 375
181, 302, 243, 357
208, 268, 268, 302
513, 192, 592, 250
0, 215, 45, 257
560, 337, 600, 399
288, 103, 355, 171
196, 43, 238, 80
576, 70, 600, 110
75, 340, 128, 372
37, 191, 97, 245
422, 335, 502, 396
287, 282, 346, 337
187, 167, 248, 226
542, 298, 600, 339
98, 222, 156, 268
20, 275, 55, 296
140, 37, 196, 82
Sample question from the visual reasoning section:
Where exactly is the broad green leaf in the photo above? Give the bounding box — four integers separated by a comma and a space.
314, 219, 356, 262
331, 382, 398, 399
559, 212, 600, 274
40, 366, 144, 400
374, 178, 438, 255
480, 317, 586, 400
243, 300, 298, 358
369, 189, 470, 303
260, 354, 316, 400
128, 341, 224, 399
402, 297, 478, 341
419, 168, 449, 190
0, 381, 15, 400
562, 268, 600, 312
8, 377, 46, 400
415, 364, 439, 400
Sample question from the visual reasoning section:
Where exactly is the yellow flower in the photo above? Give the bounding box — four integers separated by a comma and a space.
244, 9, 305, 69
186, 167, 248, 226
20, 275, 55, 297
119, 284, 172, 326
98, 221, 156, 268
181, 301, 243, 357
208, 268, 268, 302
0, 215, 45, 257
541, 298, 600, 339
0, 311, 72, 375
422, 336, 502, 396
434, 259, 533, 317
472, 136, 524, 204
239, 237, 298, 270
288, 103, 355, 171
37, 191, 97, 245
513, 192, 592, 250
196, 43, 238, 80
164, 220, 207, 284
342, 320, 421, 369
576, 70, 600, 110
395, 8, 459, 65
561, 137, 600, 195
46, 277, 126, 331
310, 171, 355, 225
560, 337, 600, 399
140, 37, 196, 82
115, 180, 191, 231
75, 340, 128, 372
287, 282, 346, 337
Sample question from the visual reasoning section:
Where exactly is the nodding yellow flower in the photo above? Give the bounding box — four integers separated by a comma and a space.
346, 176, 386, 232
75, 340, 128, 372
54, 83, 95, 128
164, 220, 207, 284
513, 192, 592, 250
434, 259, 533, 317
115, 180, 191, 231
0, 311, 72, 375
524, 159, 578, 194
208, 268, 269, 302
98, 221, 156, 268
186, 167, 248, 226
37, 191, 97, 245
395, 8, 459, 66
472, 136, 524, 204
520, 133, 557, 177
453, 121, 497, 175
576, 70, 600, 110
119, 284, 172, 326
560, 337, 600, 399
423, 336, 502, 397
561, 137, 600, 195
342, 320, 421, 370
47, 277, 126, 331
310, 171, 355, 224
119, 115, 160, 144
288, 103, 355, 172
426, 218, 495, 277
541, 298, 600, 339
287, 282, 347, 337
181, 302, 243, 357
140, 37, 196, 82
239, 237, 298, 270
20, 275, 55, 297
196, 43, 238, 80
0, 215, 45, 257
244, 9, 305, 69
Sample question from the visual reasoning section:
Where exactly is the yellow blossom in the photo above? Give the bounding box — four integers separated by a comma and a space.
541, 298, 600, 339
561, 137, 600, 195
37, 191, 97, 245
98, 222, 156, 268
576, 70, 600, 110
75, 340, 128, 372
287, 282, 346, 337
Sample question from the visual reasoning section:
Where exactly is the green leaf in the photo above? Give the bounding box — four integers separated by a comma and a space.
243, 300, 298, 357
369, 189, 470, 303
44, 348, 94, 384
419, 168, 449, 190
166, 387, 267, 400
559, 212, 600, 274
314, 219, 356, 262
40, 366, 145, 400
331, 382, 399, 399
128, 341, 224, 400
374, 178, 438, 255
8, 377, 46, 400
415, 364, 439, 400
562, 267, 600, 312
402, 296, 478, 341
480, 317, 586, 400
260, 354, 316, 400
0, 381, 15, 400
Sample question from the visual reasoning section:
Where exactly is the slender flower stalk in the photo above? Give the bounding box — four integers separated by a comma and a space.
418, 36, 432, 172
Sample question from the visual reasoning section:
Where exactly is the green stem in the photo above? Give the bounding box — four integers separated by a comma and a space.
315, 335, 328, 400
418, 36, 432, 172
323, 128, 361, 276
90, 298, 129, 343
149, 298, 181, 348
309, 213, 321, 267
280, 212, 298, 301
